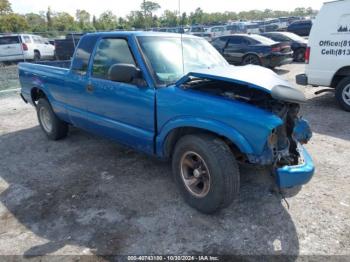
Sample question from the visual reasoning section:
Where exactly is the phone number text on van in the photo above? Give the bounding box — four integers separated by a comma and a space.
321, 48, 350, 56
319, 40, 350, 47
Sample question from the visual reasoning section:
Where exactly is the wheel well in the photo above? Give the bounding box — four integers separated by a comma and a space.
31, 87, 47, 106
242, 53, 261, 64
243, 53, 259, 59
163, 127, 246, 161
331, 66, 350, 88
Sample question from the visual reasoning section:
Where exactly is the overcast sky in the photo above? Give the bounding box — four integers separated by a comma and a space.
10, 0, 325, 17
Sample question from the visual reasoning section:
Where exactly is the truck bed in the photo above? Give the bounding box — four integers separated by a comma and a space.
18, 61, 71, 104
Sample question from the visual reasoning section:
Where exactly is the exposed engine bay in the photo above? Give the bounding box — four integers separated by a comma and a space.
181, 77, 311, 167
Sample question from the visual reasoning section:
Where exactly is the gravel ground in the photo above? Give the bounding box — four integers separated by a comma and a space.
0, 65, 20, 92
0, 63, 349, 259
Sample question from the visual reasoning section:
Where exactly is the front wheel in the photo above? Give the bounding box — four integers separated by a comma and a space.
335, 76, 350, 112
242, 54, 260, 65
37, 98, 68, 140
172, 134, 240, 213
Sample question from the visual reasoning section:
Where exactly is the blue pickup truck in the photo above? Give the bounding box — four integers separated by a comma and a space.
19, 32, 314, 213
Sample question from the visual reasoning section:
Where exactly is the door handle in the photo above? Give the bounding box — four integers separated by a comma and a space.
86, 84, 94, 93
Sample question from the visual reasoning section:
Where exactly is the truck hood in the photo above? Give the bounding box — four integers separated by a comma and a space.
176, 65, 306, 103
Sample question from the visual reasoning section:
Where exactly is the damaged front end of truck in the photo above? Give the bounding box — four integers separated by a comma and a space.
176, 65, 315, 188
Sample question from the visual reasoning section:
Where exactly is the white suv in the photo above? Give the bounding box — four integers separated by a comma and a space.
0, 34, 55, 63
296, 0, 350, 111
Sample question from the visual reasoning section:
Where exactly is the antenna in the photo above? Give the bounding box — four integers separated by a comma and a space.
179, 0, 185, 75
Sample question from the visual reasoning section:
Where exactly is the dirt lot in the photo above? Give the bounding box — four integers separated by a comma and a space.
0, 63, 349, 259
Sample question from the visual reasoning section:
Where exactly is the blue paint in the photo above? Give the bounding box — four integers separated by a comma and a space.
18, 31, 315, 188
276, 145, 315, 188
293, 118, 312, 143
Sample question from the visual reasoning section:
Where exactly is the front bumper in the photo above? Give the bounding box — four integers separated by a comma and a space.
296, 73, 308, 86
276, 145, 315, 188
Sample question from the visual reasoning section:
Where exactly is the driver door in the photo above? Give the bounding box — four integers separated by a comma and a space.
84, 37, 155, 154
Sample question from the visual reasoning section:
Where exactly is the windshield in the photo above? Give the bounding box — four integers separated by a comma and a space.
138, 36, 228, 85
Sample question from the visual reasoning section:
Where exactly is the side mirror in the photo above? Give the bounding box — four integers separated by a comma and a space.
108, 63, 141, 83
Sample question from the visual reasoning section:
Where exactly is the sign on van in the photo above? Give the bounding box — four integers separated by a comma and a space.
337, 14, 350, 33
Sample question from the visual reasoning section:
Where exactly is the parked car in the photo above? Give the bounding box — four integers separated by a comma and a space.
164, 27, 185, 34
186, 26, 212, 41
19, 32, 314, 213
206, 25, 226, 39
225, 22, 260, 34
54, 33, 84, 60
296, 0, 350, 111
225, 23, 246, 34
245, 22, 261, 34
287, 20, 312, 36
0, 34, 55, 62
211, 34, 293, 68
261, 32, 308, 62
259, 19, 280, 32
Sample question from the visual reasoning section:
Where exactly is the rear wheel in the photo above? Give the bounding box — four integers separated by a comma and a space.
37, 98, 68, 140
172, 134, 240, 213
34, 51, 41, 61
242, 54, 260, 65
294, 48, 305, 62
335, 76, 350, 111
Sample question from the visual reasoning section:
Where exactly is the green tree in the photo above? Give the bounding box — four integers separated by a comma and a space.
189, 8, 204, 25
95, 11, 117, 30
0, 0, 12, 15
160, 10, 178, 27
127, 10, 145, 29
141, 1, 160, 17
76, 9, 92, 30
25, 13, 47, 32
52, 12, 77, 31
0, 13, 28, 32
92, 15, 97, 29
46, 7, 53, 29
180, 12, 188, 26
141, 1, 160, 28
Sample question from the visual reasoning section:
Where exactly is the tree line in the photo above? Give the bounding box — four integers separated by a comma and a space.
0, 0, 318, 36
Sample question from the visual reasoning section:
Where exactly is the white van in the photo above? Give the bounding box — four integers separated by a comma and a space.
296, 0, 350, 111
0, 34, 55, 63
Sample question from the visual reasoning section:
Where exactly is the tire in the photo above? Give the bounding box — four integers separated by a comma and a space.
293, 48, 305, 62
335, 76, 350, 111
242, 54, 261, 65
34, 51, 41, 61
172, 134, 240, 213
37, 98, 68, 140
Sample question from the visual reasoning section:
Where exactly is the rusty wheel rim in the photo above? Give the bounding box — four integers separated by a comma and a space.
180, 151, 211, 198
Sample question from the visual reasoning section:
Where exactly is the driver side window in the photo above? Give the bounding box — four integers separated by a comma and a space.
92, 38, 135, 80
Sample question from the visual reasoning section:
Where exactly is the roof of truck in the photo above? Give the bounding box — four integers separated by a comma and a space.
85, 31, 199, 38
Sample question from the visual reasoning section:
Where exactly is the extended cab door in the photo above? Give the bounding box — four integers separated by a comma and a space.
84, 37, 155, 154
